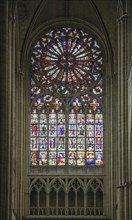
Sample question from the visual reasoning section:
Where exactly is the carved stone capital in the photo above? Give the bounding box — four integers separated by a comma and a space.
117, 181, 132, 188
18, 69, 25, 78
117, 13, 128, 24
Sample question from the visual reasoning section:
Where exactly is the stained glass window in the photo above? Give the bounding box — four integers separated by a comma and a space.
30, 28, 104, 167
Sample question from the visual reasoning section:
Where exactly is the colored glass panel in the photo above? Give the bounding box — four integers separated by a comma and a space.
30, 28, 104, 167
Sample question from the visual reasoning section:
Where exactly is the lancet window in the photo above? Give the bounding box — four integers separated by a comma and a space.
30, 28, 104, 167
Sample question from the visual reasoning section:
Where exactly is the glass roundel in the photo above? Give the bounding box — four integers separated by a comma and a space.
31, 28, 103, 92
30, 28, 104, 167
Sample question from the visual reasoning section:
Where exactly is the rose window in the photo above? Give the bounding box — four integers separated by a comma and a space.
31, 28, 103, 93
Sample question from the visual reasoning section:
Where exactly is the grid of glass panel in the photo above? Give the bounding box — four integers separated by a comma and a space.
31, 110, 66, 166
68, 110, 103, 166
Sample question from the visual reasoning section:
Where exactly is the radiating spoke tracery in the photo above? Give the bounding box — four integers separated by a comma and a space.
31, 28, 103, 91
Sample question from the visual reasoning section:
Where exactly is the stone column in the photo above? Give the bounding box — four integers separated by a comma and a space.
22, 53, 31, 217
8, 2, 18, 219
17, 69, 25, 220
111, 73, 118, 220
124, 184, 129, 220
117, 13, 128, 220
128, 59, 132, 220
0, 0, 9, 220
129, 183, 132, 220
117, 186, 124, 220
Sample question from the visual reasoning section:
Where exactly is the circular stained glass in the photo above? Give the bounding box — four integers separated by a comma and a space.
31, 28, 103, 92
